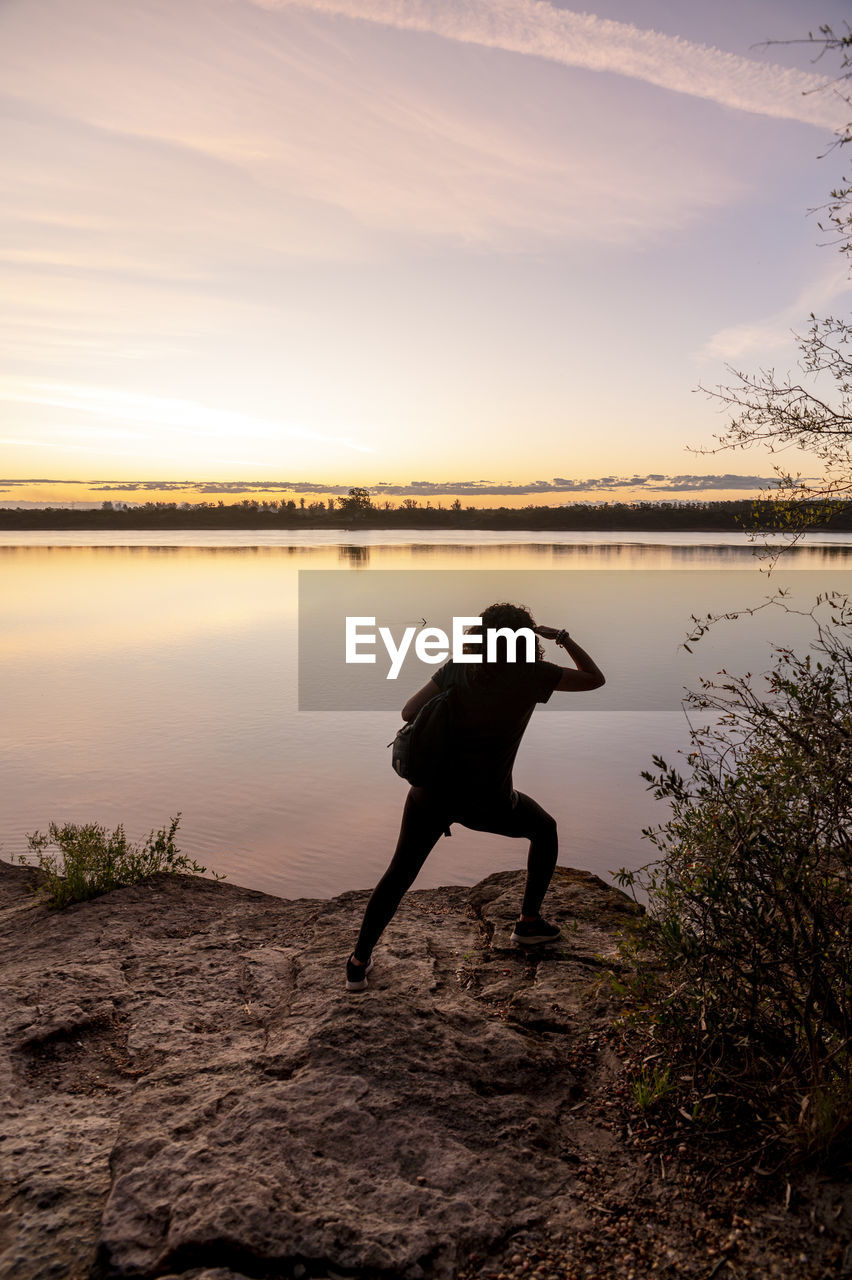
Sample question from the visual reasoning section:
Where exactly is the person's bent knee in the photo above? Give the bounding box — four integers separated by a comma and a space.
537, 811, 557, 842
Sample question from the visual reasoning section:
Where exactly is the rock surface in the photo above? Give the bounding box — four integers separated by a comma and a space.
0, 862, 637, 1280
1, 861, 848, 1280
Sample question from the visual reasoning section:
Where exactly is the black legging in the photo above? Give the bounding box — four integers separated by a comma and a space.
354, 786, 558, 962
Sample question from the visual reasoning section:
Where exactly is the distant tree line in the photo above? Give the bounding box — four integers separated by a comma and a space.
2, 492, 852, 532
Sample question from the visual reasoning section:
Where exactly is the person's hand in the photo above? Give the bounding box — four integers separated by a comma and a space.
533, 625, 564, 641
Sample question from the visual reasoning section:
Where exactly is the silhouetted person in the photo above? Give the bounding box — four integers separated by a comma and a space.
346, 602, 605, 990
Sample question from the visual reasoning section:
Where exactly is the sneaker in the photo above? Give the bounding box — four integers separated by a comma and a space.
345, 954, 374, 992
510, 917, 562, 946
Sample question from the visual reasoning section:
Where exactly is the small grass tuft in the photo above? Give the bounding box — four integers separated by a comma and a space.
631, 1064, 676, 1111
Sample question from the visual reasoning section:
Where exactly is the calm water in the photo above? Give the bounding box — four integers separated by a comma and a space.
2, 531, 850, 899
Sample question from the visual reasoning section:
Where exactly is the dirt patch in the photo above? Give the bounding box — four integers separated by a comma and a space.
14, 1011, 161, 1097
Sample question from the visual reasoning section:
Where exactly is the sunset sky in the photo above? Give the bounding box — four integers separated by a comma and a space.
2, 0, 850, 506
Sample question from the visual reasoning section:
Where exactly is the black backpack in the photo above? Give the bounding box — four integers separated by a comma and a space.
389, 687, 457, 788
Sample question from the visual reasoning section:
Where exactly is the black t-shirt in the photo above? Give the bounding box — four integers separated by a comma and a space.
431, 657, 562, 801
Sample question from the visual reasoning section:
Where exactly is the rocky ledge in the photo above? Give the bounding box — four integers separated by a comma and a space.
1, 862, 848, 1280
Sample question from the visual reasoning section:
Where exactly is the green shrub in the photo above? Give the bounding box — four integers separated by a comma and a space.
18, 814, 212, 908
618, 626, 852, 1162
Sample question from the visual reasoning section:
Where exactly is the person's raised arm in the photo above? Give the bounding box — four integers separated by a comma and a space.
534, 625, 605, 692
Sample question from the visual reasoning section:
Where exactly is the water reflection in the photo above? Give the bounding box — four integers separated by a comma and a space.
1, 533, 850, 901
5, 527, 852, 564
339, 544, 371, 565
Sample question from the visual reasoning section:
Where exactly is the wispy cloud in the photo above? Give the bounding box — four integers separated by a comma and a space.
700, 264, 852, 362
0, 1, 843, 488
365, 474, 782, 496
259, 0, 846, 131
0, 380, 373, 454
0, 2, 764, 257
0, 438, 56, 449
0, 474, 780, 497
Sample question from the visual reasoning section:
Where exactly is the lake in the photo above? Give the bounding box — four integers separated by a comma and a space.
2, 529, 850, 900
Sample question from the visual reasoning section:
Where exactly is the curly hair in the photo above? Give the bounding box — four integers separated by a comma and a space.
465, 601, 544, 676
